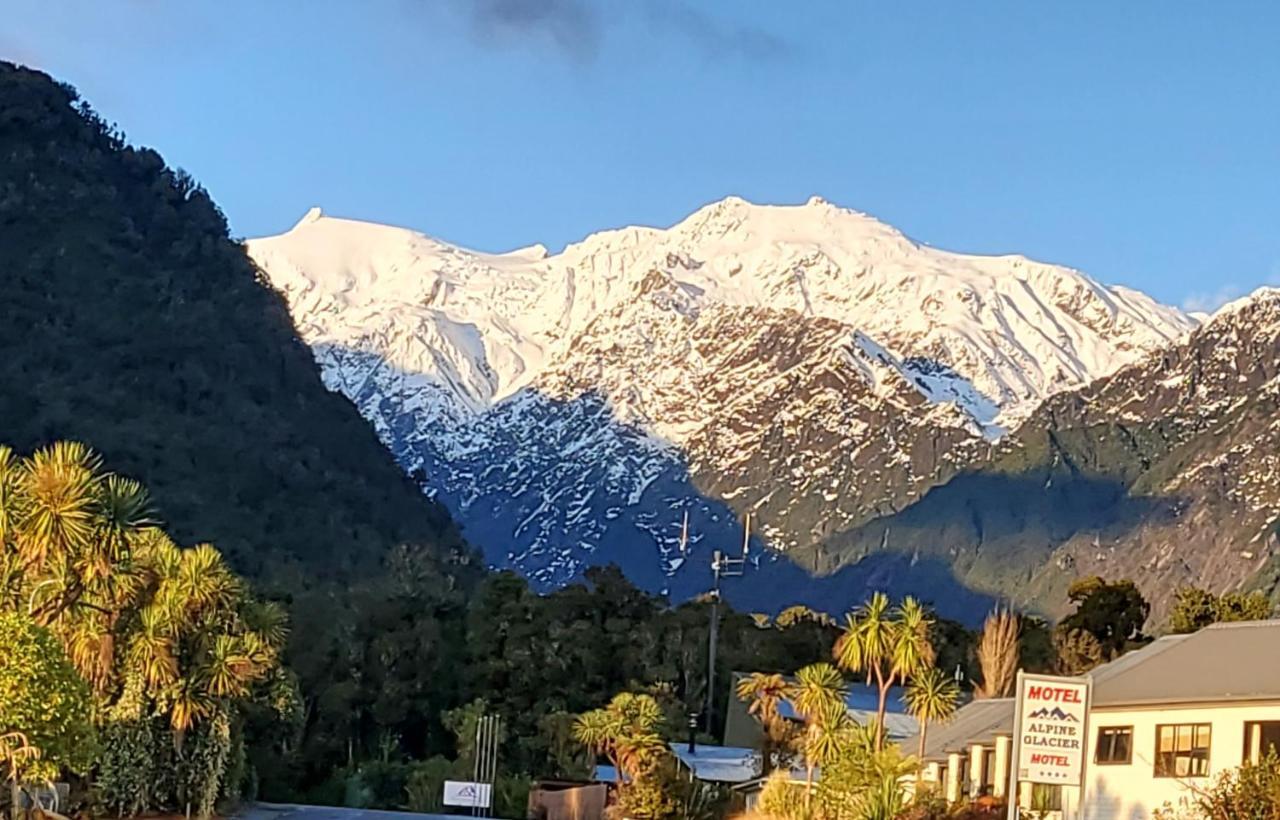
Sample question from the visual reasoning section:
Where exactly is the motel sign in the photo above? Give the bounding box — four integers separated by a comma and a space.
1008, 671, 1092, 819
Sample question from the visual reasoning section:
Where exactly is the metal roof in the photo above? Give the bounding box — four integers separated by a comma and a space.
904, 697, 1015, 762
903, 619, 1280, 761
669, 744, 762, 783
775, 683, 912, 717
1091, 620, 1280, 707
595, 746, 762, 785
777, 691, 919, 740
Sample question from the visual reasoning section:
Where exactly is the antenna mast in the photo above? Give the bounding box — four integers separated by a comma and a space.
705, 514, 748, 737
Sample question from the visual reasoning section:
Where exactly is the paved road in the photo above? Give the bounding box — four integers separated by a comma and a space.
237, 802, 495, 820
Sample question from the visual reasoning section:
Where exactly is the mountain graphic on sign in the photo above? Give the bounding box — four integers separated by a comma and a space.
1028, 707, 1078, 722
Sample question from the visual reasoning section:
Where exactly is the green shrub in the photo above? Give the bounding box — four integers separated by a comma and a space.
1154, 753, 1280, 819
344, 760, 413, 809
0, 613, 95, 782
494, 773, 533, 819
405, 755, 460, 814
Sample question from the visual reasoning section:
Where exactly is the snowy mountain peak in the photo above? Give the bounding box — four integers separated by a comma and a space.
246, 197, 1198, 595
1214, 286, 1280, 323
667, 193, 907, 252
249, 197, 1195, 429
506, 242, 550, 260
295, 206, 324, 228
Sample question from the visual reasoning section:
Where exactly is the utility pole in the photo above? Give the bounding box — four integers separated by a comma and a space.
704, 513, 749, 737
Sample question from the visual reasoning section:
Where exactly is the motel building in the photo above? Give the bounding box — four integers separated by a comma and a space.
907, 620, 1280, 818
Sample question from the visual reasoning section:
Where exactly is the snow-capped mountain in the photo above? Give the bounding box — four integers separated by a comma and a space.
812, 287, 1280, 620
247, 196, 1195, 617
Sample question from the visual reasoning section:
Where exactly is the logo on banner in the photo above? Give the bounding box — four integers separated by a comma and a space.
443, 780, 493, 808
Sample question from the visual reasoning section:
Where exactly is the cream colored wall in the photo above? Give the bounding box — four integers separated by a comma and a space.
1079, 701, 1280, 820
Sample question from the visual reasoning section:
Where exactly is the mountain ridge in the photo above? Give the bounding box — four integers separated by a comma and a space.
805, 285, 1280, 618
251, 196, 1194, 432
246, 197, 1201, 617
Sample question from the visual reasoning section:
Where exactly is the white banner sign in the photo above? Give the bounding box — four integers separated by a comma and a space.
1014, 672, 1090, 786
443, 780, 492, 808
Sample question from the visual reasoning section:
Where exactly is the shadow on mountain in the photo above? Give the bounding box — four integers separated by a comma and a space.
725, 551, 998, 623
316, 343, 1003, 622
802, 465, 1184, 614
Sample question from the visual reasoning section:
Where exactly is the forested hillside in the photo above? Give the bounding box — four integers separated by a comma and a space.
0, 61, 472, 581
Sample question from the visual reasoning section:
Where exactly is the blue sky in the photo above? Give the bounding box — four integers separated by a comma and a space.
4, 1, 1278, 310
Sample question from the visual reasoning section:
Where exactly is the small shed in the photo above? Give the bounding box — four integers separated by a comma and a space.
527, 779, 608, 820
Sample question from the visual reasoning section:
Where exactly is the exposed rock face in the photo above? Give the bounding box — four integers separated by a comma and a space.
247, 196, 1198, 618
811, 290, 1280, 619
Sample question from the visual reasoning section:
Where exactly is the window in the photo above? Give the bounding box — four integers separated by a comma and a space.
1030, 784, 1063, 812
1244, 722, 1280, 764
1155, 724, 1211, 778
1096, 726, 1134, 764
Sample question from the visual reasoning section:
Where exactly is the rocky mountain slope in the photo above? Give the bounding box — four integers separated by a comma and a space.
247, 197, 1194, 618
810, 288, 1280, 618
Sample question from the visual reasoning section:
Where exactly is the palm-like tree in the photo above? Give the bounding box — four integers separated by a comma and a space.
737, 672, 787, 726
903, 668, 960, 787
15, 442, 99, 574
894, 598, 936, 679
835, 593, 936, 750
789, 663, 845, 719
138, 539, 277, 731
573, 692, 666, 792
788, 662, 848, 807
852, 742, 919, 820
572, 709, 618, 780
803, 697, 852, 770
736, 672, 790, 773
834, 593, 894, 709
802, 718, 918, 820
610, 693, 665, 779
0, 442, 285, 801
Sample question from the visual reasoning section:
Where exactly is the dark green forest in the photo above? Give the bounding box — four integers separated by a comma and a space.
0, 60, 479, 798
287, 567, 846, 809
0, 61, 470, 582
0, 61, 848, 806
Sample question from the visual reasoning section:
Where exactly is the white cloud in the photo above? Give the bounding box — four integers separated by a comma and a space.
1182, 266, 1280, 315
1182, 284, 1246, 314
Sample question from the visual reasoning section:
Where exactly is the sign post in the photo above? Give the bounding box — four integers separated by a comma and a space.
1006, 671, 1091, 820
447, 712, 501, 816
